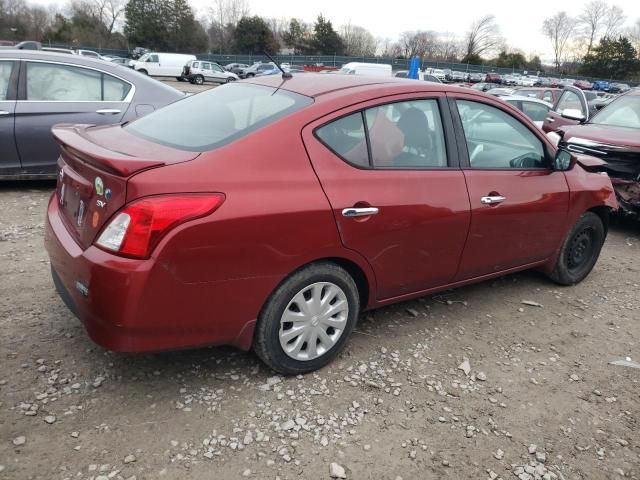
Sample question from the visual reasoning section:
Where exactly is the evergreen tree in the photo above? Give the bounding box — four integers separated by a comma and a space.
233, 16, 279, 54
580, 36, 640, 79
311, 14, 343, 55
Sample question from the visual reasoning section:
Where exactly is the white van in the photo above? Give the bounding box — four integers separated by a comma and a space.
338, 62, 392, 77
132, 53, 197, 78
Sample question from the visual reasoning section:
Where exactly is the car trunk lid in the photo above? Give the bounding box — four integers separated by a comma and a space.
52, 124, 200, 249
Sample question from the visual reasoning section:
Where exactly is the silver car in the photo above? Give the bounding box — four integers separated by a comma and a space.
0, 50, 184, 179
181, 60, 238, 85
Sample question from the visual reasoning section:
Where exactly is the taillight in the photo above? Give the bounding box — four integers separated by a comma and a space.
95, 194, 225, 259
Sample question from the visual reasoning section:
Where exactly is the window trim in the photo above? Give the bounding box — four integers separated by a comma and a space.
448, 95, 553, 171
312, 95, 458, 171
17, 59, 135, 103
0, 59, 19, 101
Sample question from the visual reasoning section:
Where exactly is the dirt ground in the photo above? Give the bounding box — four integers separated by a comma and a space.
0, 181, 639, 480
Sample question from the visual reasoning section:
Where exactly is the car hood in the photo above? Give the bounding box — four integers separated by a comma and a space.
561, 124, 640, 149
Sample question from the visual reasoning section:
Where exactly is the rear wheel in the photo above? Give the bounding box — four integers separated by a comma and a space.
245, 73, 255, 78
176, 76, 185, 82
254, 263, 360, 375
548, 212, 606, 285
194, 75, 204, 85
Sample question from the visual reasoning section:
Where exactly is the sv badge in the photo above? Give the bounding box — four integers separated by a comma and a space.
96, 200, 107, 209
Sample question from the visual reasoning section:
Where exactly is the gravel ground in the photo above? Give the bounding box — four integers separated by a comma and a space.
159, 77, 219, 95
0, 181, 639, 480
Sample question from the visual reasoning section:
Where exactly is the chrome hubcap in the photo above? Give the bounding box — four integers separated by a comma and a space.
279, 282, 349, 361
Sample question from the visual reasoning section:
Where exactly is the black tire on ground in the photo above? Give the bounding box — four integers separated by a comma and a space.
548, 212, 606, 286
194, 75, 204, 85
138, 69, 148, 75
253, 262, 360, 375
176, 77, 185, 82
225, 77, 235, 83
245, 73, 255, 78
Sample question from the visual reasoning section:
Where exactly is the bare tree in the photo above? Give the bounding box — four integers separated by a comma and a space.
603, 5, 626, 39
577, 0, 608, 56
398, 30, 437, 58
542, 12, 575, 72
463, 15, 502, 60
434, 32, 461, 61
628, 18, 640, 56
207, 0, 250, 52
340, 22, 378, 57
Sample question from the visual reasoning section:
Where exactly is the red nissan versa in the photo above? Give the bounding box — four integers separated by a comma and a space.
44, 74, 618, 374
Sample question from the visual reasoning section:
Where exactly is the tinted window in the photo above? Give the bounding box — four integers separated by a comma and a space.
126, 83, 312, 151
365, 100, 447, 168
520, 101, 549, 122
456, 100, 546, 169
26, 62, 131, 101
0, 61, 13, 100
316, 113, 368, 167
543, 90, 553, 102
192, 62, 200, 68
149, 55, 159, 62
555, 90, 583, 114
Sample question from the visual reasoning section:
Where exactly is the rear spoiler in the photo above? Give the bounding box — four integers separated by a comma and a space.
52, 124, 166, 177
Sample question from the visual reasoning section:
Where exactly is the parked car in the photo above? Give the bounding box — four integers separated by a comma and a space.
225, 63, 249, 75
0, 50, 184, 178
501, 95, 553, 128
471, 82, 501, 92
485, 72, 502, 84
339, 62, 392, 76
237, 62, 279, 78
609, 83, 630, 94
394, 71, 442, 83
130, 47, 149, 60
181, 60, 238, 84
547, 90, 640, 217
76, 49, 102, 59
131, 52, 196, 79
515, 87, 562, 105
425, 68, 447, 81
542, 86, 600, 133
573, 79, 593, 90
14, 40, 41, 50
44, 74, 616, 374
450, 71, 466, 81
467, 72, 484, 83
486, 87, 515, 97
108, 57, 130, 66
592, 80, 610, 91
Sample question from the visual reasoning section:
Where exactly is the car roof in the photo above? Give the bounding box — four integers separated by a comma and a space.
245, 73, 461, 98
500, 95, 552, 107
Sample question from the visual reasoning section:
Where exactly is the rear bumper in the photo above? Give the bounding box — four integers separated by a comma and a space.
44, 193, 259, 352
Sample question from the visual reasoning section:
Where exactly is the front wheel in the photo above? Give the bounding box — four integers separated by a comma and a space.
548, 212, 606, 285
176, 76, 185, 82
225, 77, 236, 83
254, 263, 360, 375
194, 75, 204, 85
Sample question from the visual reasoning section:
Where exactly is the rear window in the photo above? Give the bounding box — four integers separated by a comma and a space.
125, 83, 312, 151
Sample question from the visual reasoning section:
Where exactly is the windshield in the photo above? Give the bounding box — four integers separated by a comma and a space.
125, 83, 312, 151
590, 95, 640, 129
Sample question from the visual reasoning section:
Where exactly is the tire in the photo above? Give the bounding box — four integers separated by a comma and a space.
548, 212, 606, 285
176, 76, 185, 82
225, 77, 235, 83
245, 73, 255, 78
194, 75, 204, 85
138, 69, 148, 75
254, 262, 360, 375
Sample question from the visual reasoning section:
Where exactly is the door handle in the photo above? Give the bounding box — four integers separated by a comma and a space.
546, 117, 555, 122
480, 196, 506, 205
342, 207, 379, 217
96, 109, 121, 115
0, 110, 9, 115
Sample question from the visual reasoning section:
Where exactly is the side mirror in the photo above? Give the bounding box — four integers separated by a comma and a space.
553, 149, 575, 171
561, 108, 585, 122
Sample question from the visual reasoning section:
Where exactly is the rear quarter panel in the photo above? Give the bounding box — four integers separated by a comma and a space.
124, 113, 377, 349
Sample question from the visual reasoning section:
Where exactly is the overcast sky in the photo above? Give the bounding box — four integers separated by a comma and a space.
185, 0, 640, 60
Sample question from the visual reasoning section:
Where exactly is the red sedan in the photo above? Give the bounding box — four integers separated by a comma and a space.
45, 74, 617, 374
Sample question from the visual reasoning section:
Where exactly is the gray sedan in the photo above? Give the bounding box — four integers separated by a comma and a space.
0, 50, 184, 179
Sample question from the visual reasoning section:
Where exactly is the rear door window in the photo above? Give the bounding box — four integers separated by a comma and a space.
0, 61, 14, 100
25, 62, 131, 101
316, 113, 368, 167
